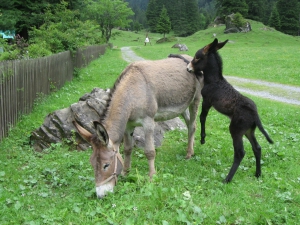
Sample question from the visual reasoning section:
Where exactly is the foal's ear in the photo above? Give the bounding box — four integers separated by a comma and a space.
203, 38, 219, 54
93, 121, 109, 146
216, 39, 229, 51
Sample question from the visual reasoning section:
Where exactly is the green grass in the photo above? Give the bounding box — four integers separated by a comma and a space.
1, 23, 300, 224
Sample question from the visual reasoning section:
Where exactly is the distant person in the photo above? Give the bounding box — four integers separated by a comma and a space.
144, 36, 151, 46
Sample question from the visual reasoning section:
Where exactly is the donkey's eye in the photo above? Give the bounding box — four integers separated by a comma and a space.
103, 163, 110, 170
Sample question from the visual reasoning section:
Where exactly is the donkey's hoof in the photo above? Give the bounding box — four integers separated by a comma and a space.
185, 154, 192, 159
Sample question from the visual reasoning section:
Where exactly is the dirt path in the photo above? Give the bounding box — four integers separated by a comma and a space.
121, 47, 300, 106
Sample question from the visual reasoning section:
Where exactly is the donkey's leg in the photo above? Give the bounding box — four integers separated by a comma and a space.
200, 100, 211, 144
181, 110, 192, 158
183, 98, 200, 159
142, 117, 156, 180
123, 128, 134, 175
245, 128, 262, 178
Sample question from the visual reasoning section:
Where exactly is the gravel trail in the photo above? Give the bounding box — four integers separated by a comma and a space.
121, 47, 300, 106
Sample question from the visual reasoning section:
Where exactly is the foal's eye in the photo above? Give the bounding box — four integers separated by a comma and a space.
193, 57, 200, 63
103, 163, 110, 170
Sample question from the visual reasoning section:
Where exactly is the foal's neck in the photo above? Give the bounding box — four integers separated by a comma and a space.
203, 52, 224, 83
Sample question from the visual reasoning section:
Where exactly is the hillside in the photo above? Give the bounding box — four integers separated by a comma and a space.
111, 20, 300, 86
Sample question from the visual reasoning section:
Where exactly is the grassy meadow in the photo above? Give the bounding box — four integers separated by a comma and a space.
0, 21, 300, 224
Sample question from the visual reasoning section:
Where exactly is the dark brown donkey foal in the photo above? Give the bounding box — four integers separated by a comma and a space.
187, 38, 273, 183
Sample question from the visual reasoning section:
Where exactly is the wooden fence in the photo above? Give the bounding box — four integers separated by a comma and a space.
0, 44, 108, 141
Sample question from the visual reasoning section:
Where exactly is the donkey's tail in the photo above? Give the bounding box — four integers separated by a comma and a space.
168, 54, 190, 64
256, 118, 274, 144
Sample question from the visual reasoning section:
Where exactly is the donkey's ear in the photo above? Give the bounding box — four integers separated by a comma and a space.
72, 120, 93, 142
93, 121, 109, 146
203, 38, 219, 54
216, 39, 229, 51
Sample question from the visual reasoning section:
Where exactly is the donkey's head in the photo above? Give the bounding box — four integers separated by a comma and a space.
187, 38, 228, 74
73, 121, 123, 199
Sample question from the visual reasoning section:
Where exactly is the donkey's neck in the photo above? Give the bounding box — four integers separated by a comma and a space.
103, 109, 129, 145
203, 52, 224, 83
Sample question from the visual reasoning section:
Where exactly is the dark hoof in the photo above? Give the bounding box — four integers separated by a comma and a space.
223, 177, 231, 184
255, 172, 261, 178
200, 139, 205, 144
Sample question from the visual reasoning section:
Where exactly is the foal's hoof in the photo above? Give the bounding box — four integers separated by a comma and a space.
255, 172, 261, 178
200, 139, 205, 144
223, 177, 231, 184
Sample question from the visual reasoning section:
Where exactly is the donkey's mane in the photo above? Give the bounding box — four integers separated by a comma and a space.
100, 64, 133, 123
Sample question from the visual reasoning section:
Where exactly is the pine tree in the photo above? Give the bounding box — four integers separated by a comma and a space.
216, 0, 248, 17
262, 0, 277, 25
156, 5, 171, 38
146, 0, 161, 32
246, 0, 264, 22
185, 0, 201, 36
277, 0, 299, 35
173, 1, 189, 36
269, 5, 281, 30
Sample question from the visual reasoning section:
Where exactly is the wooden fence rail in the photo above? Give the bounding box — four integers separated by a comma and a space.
0, 44, 108, 141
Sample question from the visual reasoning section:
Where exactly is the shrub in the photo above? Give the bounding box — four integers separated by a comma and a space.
27, 41, 52, 58
0, 35, 29, 60
28, 2, 104, 56
232, 13, 247, 28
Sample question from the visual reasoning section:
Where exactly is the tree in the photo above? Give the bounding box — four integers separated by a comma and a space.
125, 0, 148, 29
0, 0, 85, 40
198, 0, 218, 28
29, 1, 103, 56
85, 0, 134, 43
276, 0, 299, 35
171, 0, 201, 37
262, 0, 277, 25
156, 6, 171, 38
0, 0, 21, 31
172, 1, 188, 36
269, 5, 281, 30
146, 0, 161, 32
246, 0, 264, 22
216, 0, 248, 17
133, 21, 143, 33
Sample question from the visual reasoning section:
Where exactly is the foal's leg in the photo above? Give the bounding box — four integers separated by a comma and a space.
225, 123, 246, 183
245, 127, 262, 178
142, 117, 156, 180
123, 128, 134, 175
200, 100, 212, 144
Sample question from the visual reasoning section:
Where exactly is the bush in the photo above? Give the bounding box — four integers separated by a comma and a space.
232, 13, 247, 28
28, 2, 104, 56
27, 41, 52, 58
0, 35, 29, 60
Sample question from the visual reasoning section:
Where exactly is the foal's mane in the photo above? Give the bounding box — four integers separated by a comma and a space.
210, 50, 224, 79
100, 64, 133, 123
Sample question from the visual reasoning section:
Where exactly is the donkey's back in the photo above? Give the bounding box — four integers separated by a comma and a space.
110, 56, 203, 123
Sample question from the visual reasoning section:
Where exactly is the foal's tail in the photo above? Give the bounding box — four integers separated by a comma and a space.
168, 54, 190, 64
256, 118, 274, 144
